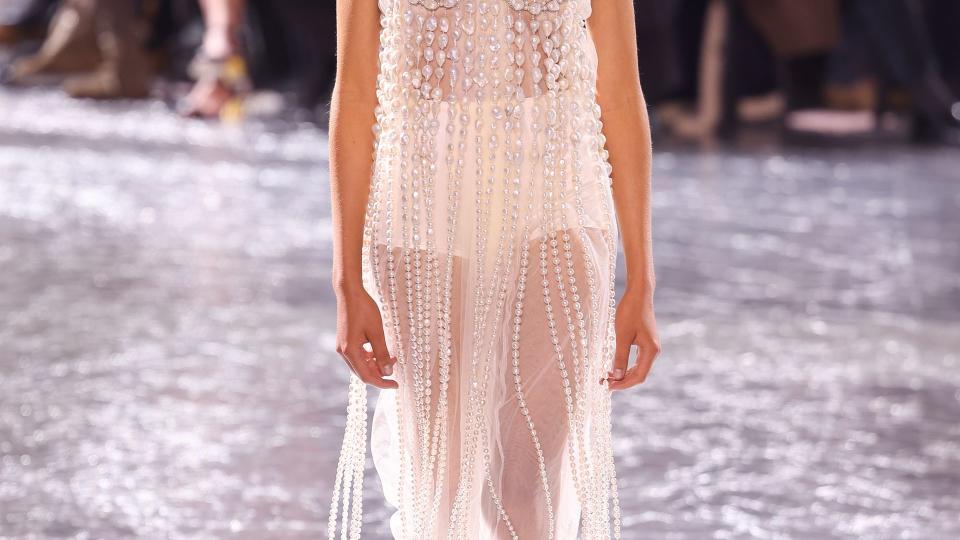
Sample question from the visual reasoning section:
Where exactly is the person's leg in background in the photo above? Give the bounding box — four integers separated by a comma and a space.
850, 0, 960, 143
177, 0, 248, 117
654, 0, 778, 141
923, 0, 960, 96
821, 0, 878, 113
717, 0, 778, 138
655, 0, 729, 140
196, 0, 242, 61
654, 0, 709, 137
738, 0, 841, 113
5, 0, 101, 83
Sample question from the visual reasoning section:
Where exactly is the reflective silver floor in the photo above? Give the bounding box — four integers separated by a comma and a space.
1, 87, 959, 539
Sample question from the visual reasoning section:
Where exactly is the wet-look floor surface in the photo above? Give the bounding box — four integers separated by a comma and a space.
1, 87, 958, 539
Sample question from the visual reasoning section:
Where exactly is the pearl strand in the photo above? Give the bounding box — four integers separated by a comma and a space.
453, 2, 525, 535
399, 12, 424, 537
547, 96, 596, 539
558, 17, 612, 536
473, 7, 529, 536
514, 227, 558, 539
405, 12, 437, 530
585, 42, 624, 537
326, 375, 368, 539
535, 10, 611, 536
447, 2, 490, 534
427, 93, 465, 530
423, 11, 467, 527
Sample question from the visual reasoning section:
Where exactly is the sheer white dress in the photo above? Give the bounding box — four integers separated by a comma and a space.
328, 0, 622, 538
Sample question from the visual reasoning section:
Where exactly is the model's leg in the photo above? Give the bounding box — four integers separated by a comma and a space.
490, 226, 605, 539
198, 0, 244, 59
179, 0, 247, 117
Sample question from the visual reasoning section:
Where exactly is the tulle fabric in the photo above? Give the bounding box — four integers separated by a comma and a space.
329, 1, 624, 538
368, 224, 616, 539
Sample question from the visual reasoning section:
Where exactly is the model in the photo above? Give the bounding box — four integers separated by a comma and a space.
328, 0, 659, 538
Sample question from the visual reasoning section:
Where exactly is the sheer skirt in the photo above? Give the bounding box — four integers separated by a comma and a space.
370, 225, 615, 539
358, 91, 622, 539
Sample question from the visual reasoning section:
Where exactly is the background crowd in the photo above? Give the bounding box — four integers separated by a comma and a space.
1, 0, 959, 142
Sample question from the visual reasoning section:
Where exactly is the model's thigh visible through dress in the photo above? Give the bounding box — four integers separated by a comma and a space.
369, 222, 614, 539
486, 225, 612, 539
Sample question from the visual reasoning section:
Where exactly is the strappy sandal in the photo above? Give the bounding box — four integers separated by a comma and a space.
177, 52, 251, 120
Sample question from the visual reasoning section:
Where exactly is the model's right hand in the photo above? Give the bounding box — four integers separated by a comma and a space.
334, 285, 399, 389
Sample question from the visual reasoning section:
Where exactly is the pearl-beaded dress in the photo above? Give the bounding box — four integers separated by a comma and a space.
328, 0, 622, 538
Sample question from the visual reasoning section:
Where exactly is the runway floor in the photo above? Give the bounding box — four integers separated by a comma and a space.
1, 87, 959, 539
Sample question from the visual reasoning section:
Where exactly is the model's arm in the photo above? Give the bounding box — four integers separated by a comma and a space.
587, 0, 661, 390
330, 0, 397, 389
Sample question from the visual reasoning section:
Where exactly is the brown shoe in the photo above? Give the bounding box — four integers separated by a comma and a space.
63, 0, 151, 100
63, 63, 149, 99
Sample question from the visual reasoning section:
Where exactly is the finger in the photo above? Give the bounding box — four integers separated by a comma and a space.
609, 340, 659, 390
344, 345, 397, 390
601, 332, 633, 385
365, 325, 395, 377
608, 368, 645, 390
363, 348, 399, 383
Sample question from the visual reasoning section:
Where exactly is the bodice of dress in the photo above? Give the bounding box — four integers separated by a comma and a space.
364, 0, 615, 265
376, 0, 597, 103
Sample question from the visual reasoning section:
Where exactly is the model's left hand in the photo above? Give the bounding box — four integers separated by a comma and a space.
604, 288, 661, 390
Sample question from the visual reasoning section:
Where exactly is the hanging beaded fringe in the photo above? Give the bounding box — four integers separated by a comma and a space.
327, 374, 369, 540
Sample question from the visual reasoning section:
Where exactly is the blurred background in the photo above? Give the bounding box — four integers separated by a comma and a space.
0, 0, 958, 538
